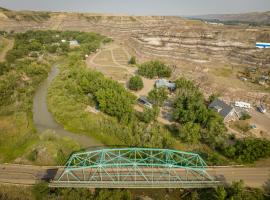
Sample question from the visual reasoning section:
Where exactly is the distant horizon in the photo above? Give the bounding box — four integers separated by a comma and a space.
1, 6, 270, 17
1, 0, 270, 16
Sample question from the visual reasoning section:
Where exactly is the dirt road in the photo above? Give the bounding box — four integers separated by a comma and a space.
0, 164, 269, 188
0, 37, 14, 62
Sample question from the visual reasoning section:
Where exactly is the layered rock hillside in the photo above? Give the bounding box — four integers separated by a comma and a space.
0, 9, 269, 67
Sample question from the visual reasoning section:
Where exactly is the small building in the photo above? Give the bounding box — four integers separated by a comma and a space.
155, 79, 176, 91
208, 99, 236, 122
256, 42, 270, 49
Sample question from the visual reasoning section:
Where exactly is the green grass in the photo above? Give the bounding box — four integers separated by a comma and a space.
212, 67, 233, 77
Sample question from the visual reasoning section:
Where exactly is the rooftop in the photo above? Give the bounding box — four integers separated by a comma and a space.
208, 99, 234, 118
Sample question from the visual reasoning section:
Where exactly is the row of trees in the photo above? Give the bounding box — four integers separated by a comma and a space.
28, 180, 269, 200
223, 138, 270, 163
137, 60, 172, 78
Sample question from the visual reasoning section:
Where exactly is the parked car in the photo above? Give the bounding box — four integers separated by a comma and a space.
257, 105, 266, 113
137, 97, 153, 109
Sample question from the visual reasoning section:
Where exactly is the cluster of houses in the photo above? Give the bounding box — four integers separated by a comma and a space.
209, 99, 266, 122
136, 77, 267, 124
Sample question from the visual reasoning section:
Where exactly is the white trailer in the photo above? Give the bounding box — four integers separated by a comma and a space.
235, 101, 251, 109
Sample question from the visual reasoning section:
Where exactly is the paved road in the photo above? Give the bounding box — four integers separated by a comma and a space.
0, 164, 269, 188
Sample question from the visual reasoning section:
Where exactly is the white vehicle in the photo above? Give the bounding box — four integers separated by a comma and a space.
235, 101, 251, 109
257, 105, 266, 113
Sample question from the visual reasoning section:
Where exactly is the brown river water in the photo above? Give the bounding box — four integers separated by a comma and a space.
33, 66, 102, 148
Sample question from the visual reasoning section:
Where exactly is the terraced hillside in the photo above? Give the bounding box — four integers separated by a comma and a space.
1, 9, 270, 109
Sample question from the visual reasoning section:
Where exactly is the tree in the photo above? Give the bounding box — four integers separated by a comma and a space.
96, 88, 135, 121
128, 56, 136, 65
128, 75, 143, 91
148, 87, 168, 106
137, 106, 159, 123
137, 60, 171, 78
179, 122, 201, 144
208, 93, 220, 103
32, 181, 49, 200
214, 186, 227, 200
95, 189, 131, 200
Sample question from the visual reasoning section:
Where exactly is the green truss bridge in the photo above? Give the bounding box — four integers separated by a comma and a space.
51, 148, 220, 188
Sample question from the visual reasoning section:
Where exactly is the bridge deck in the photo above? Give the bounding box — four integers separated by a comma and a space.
50, 180, 221, 188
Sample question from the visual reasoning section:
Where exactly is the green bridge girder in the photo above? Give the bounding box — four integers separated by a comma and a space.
52, 148, 219, 188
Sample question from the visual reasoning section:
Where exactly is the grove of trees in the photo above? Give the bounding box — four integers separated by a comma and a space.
137, 60, 172, 78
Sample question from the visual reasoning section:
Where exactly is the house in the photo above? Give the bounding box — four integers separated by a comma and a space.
155, 79, 176, 91
208, 99, 236, 122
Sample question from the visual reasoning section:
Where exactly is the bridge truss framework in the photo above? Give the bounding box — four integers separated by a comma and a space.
51, 148, 219, 188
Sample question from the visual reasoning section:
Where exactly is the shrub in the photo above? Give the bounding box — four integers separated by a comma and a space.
128, 75, 143, 91
128, 56, 136, 65
178, 122, 201, 144
148, 87, 168, 106
137, 60, 171, 78
32, 181, 49, 200
137, 106, 159, 123
240, 112, 251, 120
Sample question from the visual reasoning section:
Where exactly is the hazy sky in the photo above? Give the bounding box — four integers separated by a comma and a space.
1, 0, 270, 15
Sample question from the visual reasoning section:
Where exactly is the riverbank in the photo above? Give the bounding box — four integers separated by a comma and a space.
33, 65, 102, 148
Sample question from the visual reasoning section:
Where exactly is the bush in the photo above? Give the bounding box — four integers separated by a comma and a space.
148, 87, 168, 106
137, 60, 171, 78
240, 112, 251, 120
137, 106, 159, 123
128, 56, 136, 65
32, 181, 49, 200
128, 75, 143, 91
224, 138, 270, 163
178, 122, 201, 144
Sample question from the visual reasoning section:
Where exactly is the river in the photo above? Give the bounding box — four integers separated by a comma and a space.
33, 66, 102, 148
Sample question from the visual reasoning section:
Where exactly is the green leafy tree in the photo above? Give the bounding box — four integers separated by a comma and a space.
138, 60, 171, 78
32, 182, 49, 200
208, 93, 220, 103
137, 106, 159, 123
128, 75, 143, 91
95, 189, 131, 200
148, 87, 168, 106
96, 88, 135, 121
214, 186, 227, 200
179, 122, 201, 144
